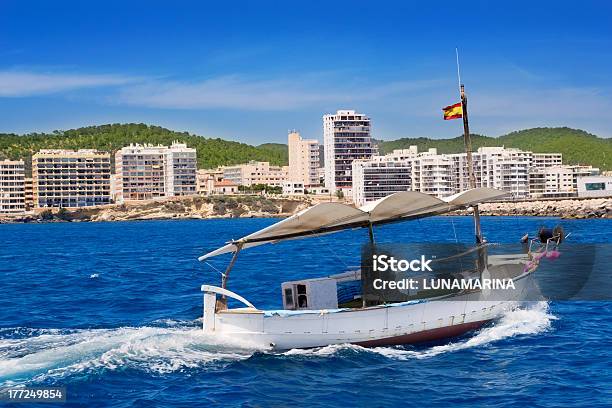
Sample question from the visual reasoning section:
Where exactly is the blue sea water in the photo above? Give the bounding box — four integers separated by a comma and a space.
0, 216, 610, 407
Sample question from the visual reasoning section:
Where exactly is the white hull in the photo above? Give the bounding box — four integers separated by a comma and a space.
202, 256, 539, 350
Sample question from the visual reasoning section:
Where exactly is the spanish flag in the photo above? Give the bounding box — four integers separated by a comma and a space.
442, 102, 463, 120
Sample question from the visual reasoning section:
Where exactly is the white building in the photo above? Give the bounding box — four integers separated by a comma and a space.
529, 165, 600, 198
212, 180, 239, 195
323, 110, 375, 194
413, 148, 454, 198
352, 156, 413, 205
477, 147, 532, 198
351, 145, 593, 203
308, 186, 330, 195
166, 142, 197, 196
282, 181, 305, 195
222, 161, 288, 187
288, 131, 320, 187
577, 176, 612, 198
532, 153, 563, 168
115, 142, 197, 201
0, 159, 26, 214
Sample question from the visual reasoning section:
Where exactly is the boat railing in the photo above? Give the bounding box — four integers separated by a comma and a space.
201, 285, 257, 309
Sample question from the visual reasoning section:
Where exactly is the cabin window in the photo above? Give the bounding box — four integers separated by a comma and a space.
284, 288, 294, 307
297, 284, 308, 308
298, 295, 308, 308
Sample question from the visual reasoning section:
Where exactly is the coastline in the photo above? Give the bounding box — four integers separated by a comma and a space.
451, 196, 612, 219
1, 195, 610, 224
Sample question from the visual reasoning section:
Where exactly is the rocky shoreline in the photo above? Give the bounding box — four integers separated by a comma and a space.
0, 195, 313, 223
1, 195, 611, 224
452, 197, 612, 219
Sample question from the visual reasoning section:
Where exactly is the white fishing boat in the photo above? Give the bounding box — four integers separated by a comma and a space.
197, 84, 559, 350
198, 186, 557, 350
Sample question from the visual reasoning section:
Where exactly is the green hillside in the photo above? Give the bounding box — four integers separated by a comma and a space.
257, 143, 289, 157
377, 127, 612, 171
0, 123, 289, 172
1, 124, 609, 173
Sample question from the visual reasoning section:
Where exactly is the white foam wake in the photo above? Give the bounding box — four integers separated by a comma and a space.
282, 301, 555, 360
0, 302, 555, 384
0, 324, 263, 385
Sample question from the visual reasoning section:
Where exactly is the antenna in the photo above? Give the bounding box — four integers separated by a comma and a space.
455, 47, 462, 94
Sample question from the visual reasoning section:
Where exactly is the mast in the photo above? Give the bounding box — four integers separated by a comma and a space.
460, 84, 487, 275
459, 84, 483, 245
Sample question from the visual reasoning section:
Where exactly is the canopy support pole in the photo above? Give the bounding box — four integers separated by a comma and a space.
221, 243, 242, 289
367, 222, 375, 244
217, 243, 242, 311
362, 222, 376, 309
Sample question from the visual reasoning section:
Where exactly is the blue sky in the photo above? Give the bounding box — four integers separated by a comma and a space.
1, 1, 611, 144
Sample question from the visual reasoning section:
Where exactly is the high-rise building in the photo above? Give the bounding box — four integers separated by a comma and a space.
115, 144, 167, 201
32, 149, 111, 208
165, 142, 197, 196
323, 110, 375, 194
0, 159, 26, 214
287, 131, 320, 186
115, 142, 197, 201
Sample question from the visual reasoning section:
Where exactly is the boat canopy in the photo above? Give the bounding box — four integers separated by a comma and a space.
199, 187, 507, 260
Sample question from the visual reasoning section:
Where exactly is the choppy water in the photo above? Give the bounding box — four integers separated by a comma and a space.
0, 217, 610, 407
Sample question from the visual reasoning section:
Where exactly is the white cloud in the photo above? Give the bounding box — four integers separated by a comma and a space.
1, 67, 610, 137
0, 71, 136, 97
116, 76, 444, 111
117, 76, 331, 110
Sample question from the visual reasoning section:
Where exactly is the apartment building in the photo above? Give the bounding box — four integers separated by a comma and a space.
0, 159, 26, 214
352, 156, 413, 206
447, 147, 532, 198
115, 145, 167, 201
115, 142, 196, 201
351, 146, 591, 204
288, 131, 320, 187
532, 153, 563, 168
166, 143, 197, 196
478, 147, 532, 198
222, 161, 288, 187
413, 148, 454, 198
282, 181, 305, 195
33, 149, 111, 208
529, 165, 600, 198
24, 177, 33, 210
323, 110, 375, 194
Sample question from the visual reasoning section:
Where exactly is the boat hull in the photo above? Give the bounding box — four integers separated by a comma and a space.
208, 298, 526, 350
355, 318, 490, 347
203, 259, 540, 350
